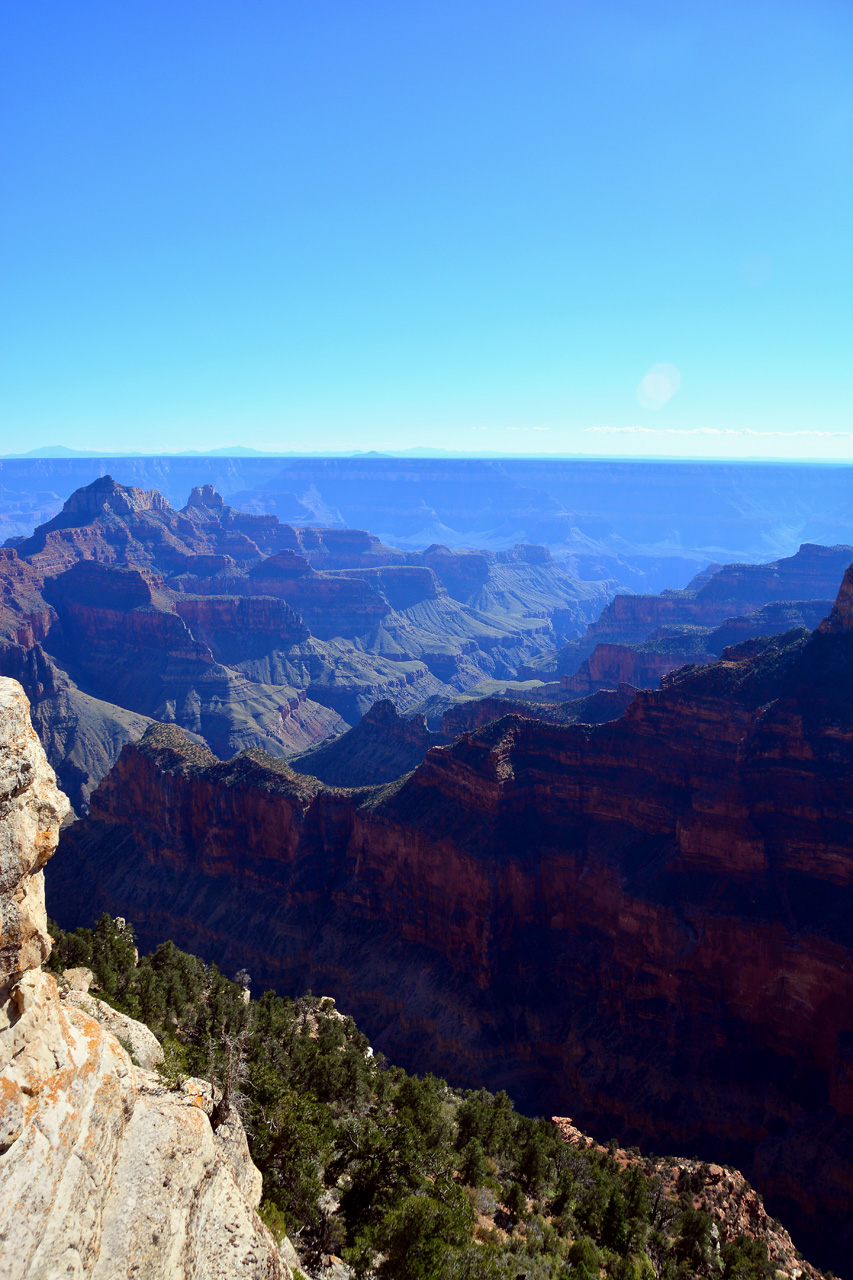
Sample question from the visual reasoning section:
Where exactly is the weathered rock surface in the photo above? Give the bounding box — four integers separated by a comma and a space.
60, 975, 164, 1071
527, 542, 853, 680
0, 677, 70, 987
0, 677, 285, 1280
49, 571, 853, 1271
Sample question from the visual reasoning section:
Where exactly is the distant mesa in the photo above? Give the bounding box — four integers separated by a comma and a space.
186, 482, 225, 508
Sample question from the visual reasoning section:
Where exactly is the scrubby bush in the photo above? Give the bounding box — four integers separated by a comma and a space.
47, 917, 789, 1277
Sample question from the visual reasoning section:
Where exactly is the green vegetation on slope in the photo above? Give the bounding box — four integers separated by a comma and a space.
47, 915, 794, 1280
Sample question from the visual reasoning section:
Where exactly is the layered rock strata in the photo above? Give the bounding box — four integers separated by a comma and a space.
3, 476, 615, 803
50, 569, 853, 1269
560, 601, 831, 696
527, 542, 853, 680
0, 678, 285, 1280
288, 698, 450, 787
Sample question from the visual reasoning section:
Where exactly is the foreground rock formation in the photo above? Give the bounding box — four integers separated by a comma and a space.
0, 677, 285, 1280
50, 566, 853, 1271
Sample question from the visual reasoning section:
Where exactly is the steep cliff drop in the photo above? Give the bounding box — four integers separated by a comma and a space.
48, 566, 853, 1272
0, 678, 286, 1280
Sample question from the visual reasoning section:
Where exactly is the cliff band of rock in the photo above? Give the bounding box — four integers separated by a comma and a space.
524, 541, 853, 683
0, 677, 286, 1280
49, 567, 853, 1272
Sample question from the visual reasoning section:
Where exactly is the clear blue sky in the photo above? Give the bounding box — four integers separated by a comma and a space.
2, 1, 851, 458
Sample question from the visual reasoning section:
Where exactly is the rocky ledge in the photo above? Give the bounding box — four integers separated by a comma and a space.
0, 678, 286, 1280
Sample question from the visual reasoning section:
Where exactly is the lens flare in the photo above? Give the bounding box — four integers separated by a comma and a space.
636, 363, 681, 410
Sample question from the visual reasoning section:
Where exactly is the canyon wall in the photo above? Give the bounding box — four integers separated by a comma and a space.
582, 542, 851, 646
526, 541, 852, 681
49, 570, 853, 1270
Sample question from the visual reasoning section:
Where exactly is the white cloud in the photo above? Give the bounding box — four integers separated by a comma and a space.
587, 427, 853, 438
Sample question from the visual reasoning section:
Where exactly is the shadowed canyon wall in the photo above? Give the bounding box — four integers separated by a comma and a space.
49, 569, 853, 1271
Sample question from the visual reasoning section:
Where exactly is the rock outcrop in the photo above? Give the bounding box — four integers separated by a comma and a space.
287, 689, 637, 789
559, 639, 692, 695
551, 1119, 825, 1279
438, 684, 637, 736
558, 600, 832, 696
48, 569, 853, 1272
527, 542, 853, 681
0, 678, 285, 1280
820, 562, 853, 632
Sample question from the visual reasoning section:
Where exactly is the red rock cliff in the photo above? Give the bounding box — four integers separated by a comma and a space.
48, 572, 853, 1270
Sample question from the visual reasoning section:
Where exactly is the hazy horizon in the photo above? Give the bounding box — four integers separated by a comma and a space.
5, 444, 853, 468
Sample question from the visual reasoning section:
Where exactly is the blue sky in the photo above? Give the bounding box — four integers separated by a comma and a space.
1, 1, 851, 458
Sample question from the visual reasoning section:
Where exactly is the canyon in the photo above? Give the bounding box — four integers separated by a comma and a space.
525, 541, 853, 692
0, 475, 608, 810
5, 474, 851, 814
0, 669, 827, 1277
3, 455, 852, 591
5, 463, 853, 1269
47, 564, 853, 1271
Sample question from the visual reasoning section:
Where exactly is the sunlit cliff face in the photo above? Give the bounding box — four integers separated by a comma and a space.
0, 677, 69, 996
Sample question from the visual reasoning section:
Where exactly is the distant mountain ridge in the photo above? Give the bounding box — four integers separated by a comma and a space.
0, 475, 606, 808
1, 456, 851, 593
5, 472, 852, 810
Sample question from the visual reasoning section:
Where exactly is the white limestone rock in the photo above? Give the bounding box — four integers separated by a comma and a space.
0, 677, 287, 1280
61, 987, 164, 1071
